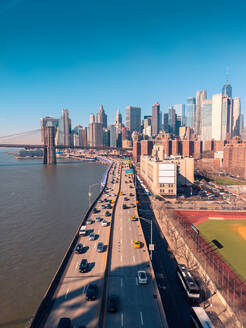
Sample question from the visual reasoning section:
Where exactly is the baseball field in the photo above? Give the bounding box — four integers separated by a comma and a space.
197, 219, 246, 282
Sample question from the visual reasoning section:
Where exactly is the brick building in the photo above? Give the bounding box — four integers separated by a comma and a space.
133, 141, 141, 162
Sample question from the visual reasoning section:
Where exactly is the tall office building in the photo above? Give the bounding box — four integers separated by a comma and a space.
40, 116, 59, 144
55, 109, 72, 146
212, 94, 233, 140
232, 97, 241, 137
201, 99, 212, 141
96, 105, 107, 128
115, 109, 122, 126
173, 104, 185, 126
163, 113, 169, 133
81, 128, 87, 147
89, 122, 103, 147
89, 113, 95, 124
126, 106, 141, 132
159, 110, 163, 132
103, 128, 110, 147
186, 97, 196, 129
222, 81, 232, 98
73, 125, 83, 146
168, 106, 176, 135
152, 102, 160, 136
109, 125, 117, 147
240, 114, 244, 135
195, 90, 207, 136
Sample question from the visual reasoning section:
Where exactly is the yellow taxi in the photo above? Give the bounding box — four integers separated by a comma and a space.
130, 216, 137, 221
133, 240, 141, 248
120, 192, 123, 195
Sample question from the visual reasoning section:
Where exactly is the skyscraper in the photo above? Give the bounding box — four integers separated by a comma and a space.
55, 109, 72, 146
222, 81, 232, 98
173, 104, 185, 126
168, 106, 176, 135
186, 97, 196, 129
109, 125, 117, 147
96, 105, 107, 128
201, 99, 212, 141
126, 106, 141, 132
195, 90, 207, 136
152, 102, 160, 136
115, 109, 122, 126
232, 97, 241, 137
212, 94, 233, 140
89, 122, 103, 147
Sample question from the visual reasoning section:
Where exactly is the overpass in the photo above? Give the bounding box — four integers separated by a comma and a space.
0, 127, 132, 164
29, 160, 168, 328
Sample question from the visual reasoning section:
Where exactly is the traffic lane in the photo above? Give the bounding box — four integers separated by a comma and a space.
138, 197, 191, 328
44, 275, 101, 328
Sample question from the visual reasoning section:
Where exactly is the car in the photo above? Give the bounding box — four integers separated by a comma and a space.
97, 242, 104, 252
124, 197, 128, 201
86, 219, 93, 225
105, 211, 111, 217
137, 270, 148, 284
57, 317, 72, 328
89, 232, 96, 240
75, 243, 83, 254
96, 216, 102, 222
86, 282, 98, 301
107, 294, 119, 312
106, 204, 112, 209
79, 259, 88, 273
129, 193, 134, 196
122, 204, 127, 209
101, 220, 108, 227
133, 240, 141, 248
101, 204, 106, 209
98, 200, 103, 203
120, 192, 123, 195
112, 193, 116, 196
130, 216, 137, 221
92, 208, 98, 213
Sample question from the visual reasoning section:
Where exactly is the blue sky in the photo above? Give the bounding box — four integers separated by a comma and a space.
0, 0, 246, 139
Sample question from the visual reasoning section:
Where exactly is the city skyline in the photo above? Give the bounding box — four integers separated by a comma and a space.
0, 0, 246, 137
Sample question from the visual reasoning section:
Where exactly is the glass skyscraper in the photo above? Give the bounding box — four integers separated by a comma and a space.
186, 97, 196, 129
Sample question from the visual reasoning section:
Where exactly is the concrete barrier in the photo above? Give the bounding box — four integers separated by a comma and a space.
29, 162, 112, 328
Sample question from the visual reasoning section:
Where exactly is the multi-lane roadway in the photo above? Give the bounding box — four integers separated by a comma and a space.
40, 160, 167, 328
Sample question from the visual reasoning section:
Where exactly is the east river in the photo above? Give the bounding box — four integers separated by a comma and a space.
0, 149, 107, 328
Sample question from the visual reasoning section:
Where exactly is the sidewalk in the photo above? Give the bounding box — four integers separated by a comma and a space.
150, 198, 243, 328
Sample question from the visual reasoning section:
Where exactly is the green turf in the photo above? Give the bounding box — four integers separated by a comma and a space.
210, 177, 246, 185
197, 220, 246, 281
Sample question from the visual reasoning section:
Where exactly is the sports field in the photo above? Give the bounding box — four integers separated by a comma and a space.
197, 219, 246, 282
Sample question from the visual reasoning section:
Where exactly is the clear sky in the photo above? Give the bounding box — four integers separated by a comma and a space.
0, 0, 246, 139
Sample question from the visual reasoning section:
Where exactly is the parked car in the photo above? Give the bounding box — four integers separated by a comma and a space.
96, 217, 102, 222
105, 211, 111, 217
86, 219, 93, 225
86, 283, 98, 301
101, 220, 108, 227
57, 317, 71, 328
89, 232, 96, 240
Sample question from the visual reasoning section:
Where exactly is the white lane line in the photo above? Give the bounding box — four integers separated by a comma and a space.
121, 313, 124, 327
136, 277, 138, 286
121, 255, 123, 262
121, 278, 123, 288
94, 243, 96, 249
65, 288, 70, 300
133, 255, 135, 263
75, 261, 79, 270
120, 239, 122, 244
140, 312, 144, 325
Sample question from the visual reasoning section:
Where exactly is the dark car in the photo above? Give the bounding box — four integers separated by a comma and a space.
75, 243, 83, 254
97, 242, 104, 252
92, 208, 98, 213
124, 197, 128, 201
79, 259, 88, 273
86, 283, 98, 300
96, 216, 102, 222
107, 294, 119, 312
57, 317, 71, 328
106, 204, 112, 209
122, 204, 127, 209
105, 211, 111, 217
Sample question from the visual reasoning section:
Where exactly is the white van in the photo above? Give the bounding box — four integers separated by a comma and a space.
79, 225, 87, 236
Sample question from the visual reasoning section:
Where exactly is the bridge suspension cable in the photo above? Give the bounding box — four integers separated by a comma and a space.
0, 129, 41, 139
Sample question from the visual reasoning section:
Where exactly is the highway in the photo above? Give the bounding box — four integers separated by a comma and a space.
104, 163, 166, 328
43, 161, 120, 328
39, 159, 167, 328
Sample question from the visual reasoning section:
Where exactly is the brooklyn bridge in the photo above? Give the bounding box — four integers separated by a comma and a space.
0, 126, 131, 164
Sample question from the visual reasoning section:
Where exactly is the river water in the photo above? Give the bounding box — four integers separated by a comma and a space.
0, 149, 107, 328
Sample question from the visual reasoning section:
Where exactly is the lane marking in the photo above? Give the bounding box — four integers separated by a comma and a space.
121, 278, 123, 288
140, 312, 144, 325
133, 255, 135, 263
65, 288, 70, 300
120, 239, 122, 244
121, 313, 124, 327
121, 255, 123, 262
75, 261, 79, 270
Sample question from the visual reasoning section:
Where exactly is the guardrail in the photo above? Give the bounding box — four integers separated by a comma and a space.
29, 162, 113, 328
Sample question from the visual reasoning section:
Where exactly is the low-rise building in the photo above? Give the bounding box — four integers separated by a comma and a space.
140, 155, 194, 197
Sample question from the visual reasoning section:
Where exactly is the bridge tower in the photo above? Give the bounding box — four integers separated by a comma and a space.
43, 126, 56, 165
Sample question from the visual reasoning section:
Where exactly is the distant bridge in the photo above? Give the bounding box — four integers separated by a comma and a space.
0, 127, 132, 164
